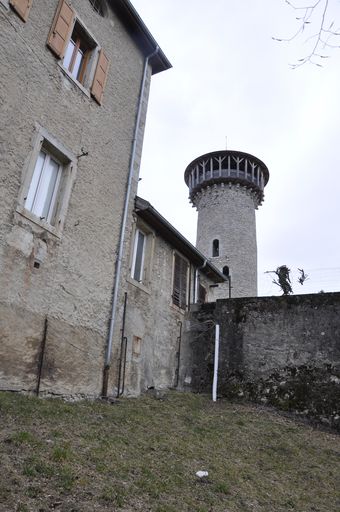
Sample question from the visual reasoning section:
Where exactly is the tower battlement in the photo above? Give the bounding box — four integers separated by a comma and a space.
184, 150, 269, 208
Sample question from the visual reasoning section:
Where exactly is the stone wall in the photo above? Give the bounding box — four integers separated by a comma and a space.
0, 0, 151, 396
118, 216, 217, 396
0, 301, 104, 397
182, 293, 340, 429
195, 185, 258, 298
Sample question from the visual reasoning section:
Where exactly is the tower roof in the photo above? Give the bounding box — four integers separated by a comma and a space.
184, 149, 269, 206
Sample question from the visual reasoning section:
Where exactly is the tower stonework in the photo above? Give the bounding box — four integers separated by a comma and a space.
184, 150, 269, 298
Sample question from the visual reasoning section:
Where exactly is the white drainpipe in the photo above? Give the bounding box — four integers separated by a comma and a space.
212, 324, 220, 402
102, 46, 160, 396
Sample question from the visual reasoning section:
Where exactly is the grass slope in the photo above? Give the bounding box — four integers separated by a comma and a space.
0, 391, 339, 512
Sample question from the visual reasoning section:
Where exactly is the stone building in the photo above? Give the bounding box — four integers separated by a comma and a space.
119, 196, 225, 396
0, 0, 171, 396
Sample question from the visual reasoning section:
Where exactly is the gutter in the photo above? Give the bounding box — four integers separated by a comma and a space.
102, 46, 160, 398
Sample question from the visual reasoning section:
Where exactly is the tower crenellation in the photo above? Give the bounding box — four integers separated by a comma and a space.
184, 149, 269, 298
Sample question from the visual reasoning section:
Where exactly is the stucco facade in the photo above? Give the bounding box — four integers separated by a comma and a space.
0, 0, 170, 396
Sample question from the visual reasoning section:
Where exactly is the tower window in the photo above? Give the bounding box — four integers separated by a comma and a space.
212, 239, 219, 257
223, 266, 230, 277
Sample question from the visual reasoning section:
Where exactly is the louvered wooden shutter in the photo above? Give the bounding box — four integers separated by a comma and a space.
47, 0, 75, 59
9, 0, 33, 22
91, 50, 109, 105
199, 283, 207, 304
172, 254, 188, 309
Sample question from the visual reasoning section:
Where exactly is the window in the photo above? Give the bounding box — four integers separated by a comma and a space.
63, 22, 96, 85
89, 0, 106, 17
212, 239, 219, 257
17, 126, 76, 237
131, 229, 146, 283
24, 150, 62, 225
47, 0, 109, 104
172, 253, 188, 310
223, 265, 230, 277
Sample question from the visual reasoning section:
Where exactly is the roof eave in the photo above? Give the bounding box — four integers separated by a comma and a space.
109, 0, 172, 74
135, 197, 226, 283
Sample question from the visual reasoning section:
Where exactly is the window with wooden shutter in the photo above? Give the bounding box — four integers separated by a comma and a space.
172, 254, 188, 310
91, 49, 109, 105
47, 0, 75, 59
9, 0, 32, 22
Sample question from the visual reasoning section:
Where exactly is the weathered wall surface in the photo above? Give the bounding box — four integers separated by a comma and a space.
0, 301, 104, 396
0, 0, 151, 396
195, 185, 258, 298
114, 216, 218, 397
119, 233, 190, 396
182, 293, 340, 429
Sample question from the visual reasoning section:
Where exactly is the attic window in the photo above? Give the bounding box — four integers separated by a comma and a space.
89, 0, 106, 17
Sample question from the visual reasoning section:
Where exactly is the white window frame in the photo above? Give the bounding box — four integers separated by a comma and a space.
131, 228, 146, 283
127, 222, 155, 293
59, 16, 100, 98
16, 125, 77, 238
24, 150, 62, 225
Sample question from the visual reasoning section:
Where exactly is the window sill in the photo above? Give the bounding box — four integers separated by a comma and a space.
170, 302, 187, 315
127, 276, 151, 295
58, 62, 91, 99
16, 206, 62, 239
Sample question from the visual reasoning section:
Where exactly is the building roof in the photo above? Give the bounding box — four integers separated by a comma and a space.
110, 0, 172, 74
135, 197, 227, 283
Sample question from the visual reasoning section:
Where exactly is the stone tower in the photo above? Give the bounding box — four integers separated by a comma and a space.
184, 150, 269, 298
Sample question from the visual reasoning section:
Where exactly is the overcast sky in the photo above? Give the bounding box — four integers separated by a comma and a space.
132, 0, 340, 296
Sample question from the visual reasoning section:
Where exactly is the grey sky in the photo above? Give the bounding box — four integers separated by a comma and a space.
132, 0, 340, 295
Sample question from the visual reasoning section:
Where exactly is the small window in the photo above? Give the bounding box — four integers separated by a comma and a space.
89, 0, 106, 17
223, 265, 230, 277
63, 22, 96, 85
24, 150, 62, 225
172, 253, 188, 310
212, 239, 219, 257
131, 229, 146, 282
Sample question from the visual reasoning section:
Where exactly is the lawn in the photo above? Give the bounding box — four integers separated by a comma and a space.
0, 390, 339, 511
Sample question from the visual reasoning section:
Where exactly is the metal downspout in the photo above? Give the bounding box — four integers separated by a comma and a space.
102, 46, 160, 397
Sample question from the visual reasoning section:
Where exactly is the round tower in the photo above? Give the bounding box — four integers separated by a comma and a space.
184, 150, 269, 298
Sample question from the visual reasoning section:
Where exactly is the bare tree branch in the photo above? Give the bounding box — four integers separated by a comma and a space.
274, 0, 339, 67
